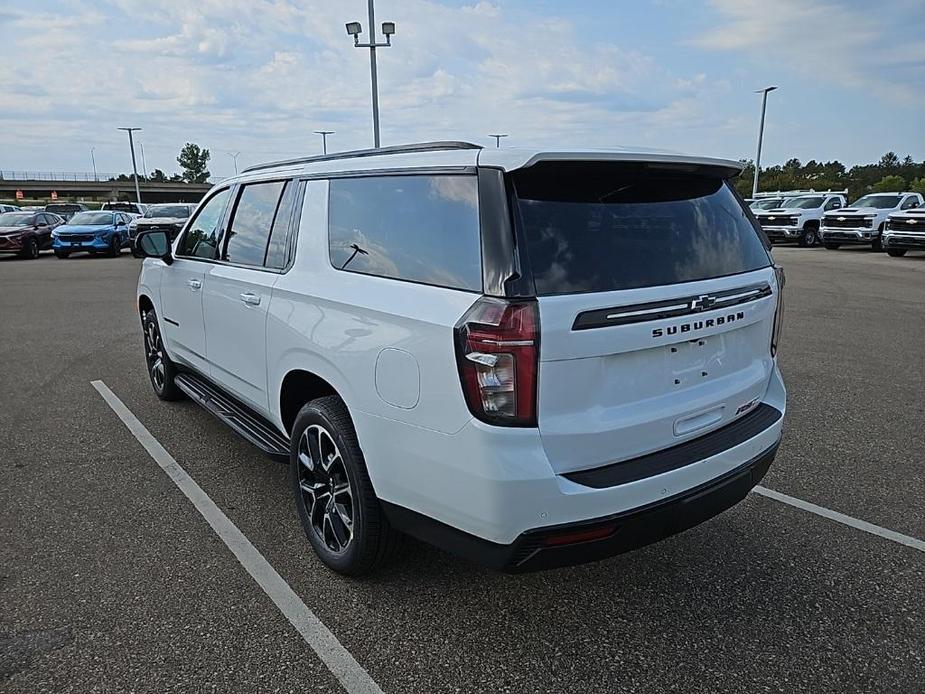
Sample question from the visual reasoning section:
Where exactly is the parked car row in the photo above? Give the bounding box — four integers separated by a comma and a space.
0, 202, 193, 260
749, 190, 924, 256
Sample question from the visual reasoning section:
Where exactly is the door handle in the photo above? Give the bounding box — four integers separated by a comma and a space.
240, 292, 261, 306
187, 278, 202, 290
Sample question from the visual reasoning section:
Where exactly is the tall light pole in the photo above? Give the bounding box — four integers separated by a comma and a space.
314, 130, 335, 155
489, 134, 509, 148
229, 151, 241, 174
752, 86, 778, 198
346, 3, 396, 149
117, 127, 142, 203
139, 141, 148, 179
90, 147, 98, 181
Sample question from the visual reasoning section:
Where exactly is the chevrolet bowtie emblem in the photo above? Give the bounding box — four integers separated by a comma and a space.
837, 217, 846, 221
690, 295, 716, 311
908, 219, 918, 225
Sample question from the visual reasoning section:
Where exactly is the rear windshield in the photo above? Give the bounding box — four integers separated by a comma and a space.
511, 163, 771, 295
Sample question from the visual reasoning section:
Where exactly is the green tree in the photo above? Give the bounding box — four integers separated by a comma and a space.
150, 168, 168, 182
909, 178, 925, 196
879, 151, 900, 169
177, 143, 211, 183
872, 175, 906, 192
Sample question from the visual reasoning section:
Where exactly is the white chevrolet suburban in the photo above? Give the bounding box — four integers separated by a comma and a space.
883, 207, 925, 257
133, 142, 786, 575
753, 191, 847, 247
820, 192, 923, 251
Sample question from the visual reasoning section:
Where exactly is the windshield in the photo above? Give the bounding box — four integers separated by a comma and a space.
145, 205, 189, 218
512, 162, 771, 295
68, 212, 114, 225
850, 195, 902, 209
0, 212, 33, 227
783, 196, 825, 209
751, 198, 784, 210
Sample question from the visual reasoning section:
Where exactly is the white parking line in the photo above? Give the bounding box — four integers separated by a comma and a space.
753, 486, 925, 553
91, 380, 384, 694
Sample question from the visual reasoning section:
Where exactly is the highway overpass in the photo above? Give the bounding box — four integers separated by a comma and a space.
0, 176, 213, 203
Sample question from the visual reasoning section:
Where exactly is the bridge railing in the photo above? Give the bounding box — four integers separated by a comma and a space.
0, 170, 123, 182
0, 171, 218, 184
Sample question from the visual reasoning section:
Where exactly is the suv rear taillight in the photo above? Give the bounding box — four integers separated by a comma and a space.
771, 265, 785, 357
454, 297, 539, 427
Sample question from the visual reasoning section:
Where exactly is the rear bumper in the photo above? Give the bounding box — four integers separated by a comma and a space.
383, 442, 777, 572
361, 365, 786, 571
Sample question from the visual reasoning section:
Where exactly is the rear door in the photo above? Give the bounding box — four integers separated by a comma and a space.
510, 161, 779, 474
202, 179, 298, 413
160, 187, 231, 374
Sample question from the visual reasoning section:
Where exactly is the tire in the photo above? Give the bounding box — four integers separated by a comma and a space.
887, 249, 907, 257
54, 249, 70, 259
142, 309, 184, 401
20, 237, 39, 260
108, 234, 121, 258
823, 243, 840, 250
290, 396, 402, 576
798, 225, 819, 248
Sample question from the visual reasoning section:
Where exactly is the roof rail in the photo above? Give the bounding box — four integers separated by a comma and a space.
241, 141, 483, 174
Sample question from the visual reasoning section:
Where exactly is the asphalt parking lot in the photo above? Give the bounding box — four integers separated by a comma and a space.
1, 246, 923, 693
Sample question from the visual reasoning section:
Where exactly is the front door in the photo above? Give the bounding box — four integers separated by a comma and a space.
201, 179, 295, 414
160, 187, 232, 374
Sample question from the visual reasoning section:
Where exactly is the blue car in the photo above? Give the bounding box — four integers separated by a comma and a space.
52, 210, 132, 258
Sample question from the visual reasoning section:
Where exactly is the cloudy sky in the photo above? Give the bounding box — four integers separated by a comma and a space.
1, 0, 922, 179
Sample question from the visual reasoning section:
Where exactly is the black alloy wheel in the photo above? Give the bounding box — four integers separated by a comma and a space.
142, 310, 183, 400
290, 396, 402, 576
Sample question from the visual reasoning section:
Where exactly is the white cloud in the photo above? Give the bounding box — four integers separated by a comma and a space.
693, 0, 925, 103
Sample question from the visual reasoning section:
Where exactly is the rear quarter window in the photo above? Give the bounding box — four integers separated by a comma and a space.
512, 162, 771, 295
328, 175, 482, 291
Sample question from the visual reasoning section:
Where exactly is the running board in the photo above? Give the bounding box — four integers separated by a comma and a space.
174, 372, 290, 461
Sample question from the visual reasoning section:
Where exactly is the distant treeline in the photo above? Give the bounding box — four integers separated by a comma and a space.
735, 152, 925, 200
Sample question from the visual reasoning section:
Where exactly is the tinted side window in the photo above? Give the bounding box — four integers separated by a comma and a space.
224, 181, 286, 267
178, 188, 230, 259
265, 181, 296, 269
328, 175, 481, 291
901, 196, 918, 210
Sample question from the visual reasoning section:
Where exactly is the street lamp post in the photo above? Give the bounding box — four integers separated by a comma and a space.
117, 127, 143, 204
314, 131, 335, 155
90, 147, 98, 181
229, 151, 241, 174
346, 2, 396, 148
752, 86, 778, 199
139, 141, 148, 179
489, 134, 509, 148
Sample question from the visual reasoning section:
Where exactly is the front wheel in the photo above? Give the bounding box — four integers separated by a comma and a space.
291, 396, 402, 576
20, 237, 39, 259
108, 234, 121, 257
798, 226, 819, 248
142, 309, 183, 401
887, 249, 908, 257
823, 243, 841, 250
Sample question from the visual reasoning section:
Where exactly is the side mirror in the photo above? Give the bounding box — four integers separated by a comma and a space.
133, 229, 173, 264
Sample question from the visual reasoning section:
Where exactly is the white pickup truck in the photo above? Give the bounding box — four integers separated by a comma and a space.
882, 207, 925, 257
820, 192, 923, 251
753, 191, 847, 248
